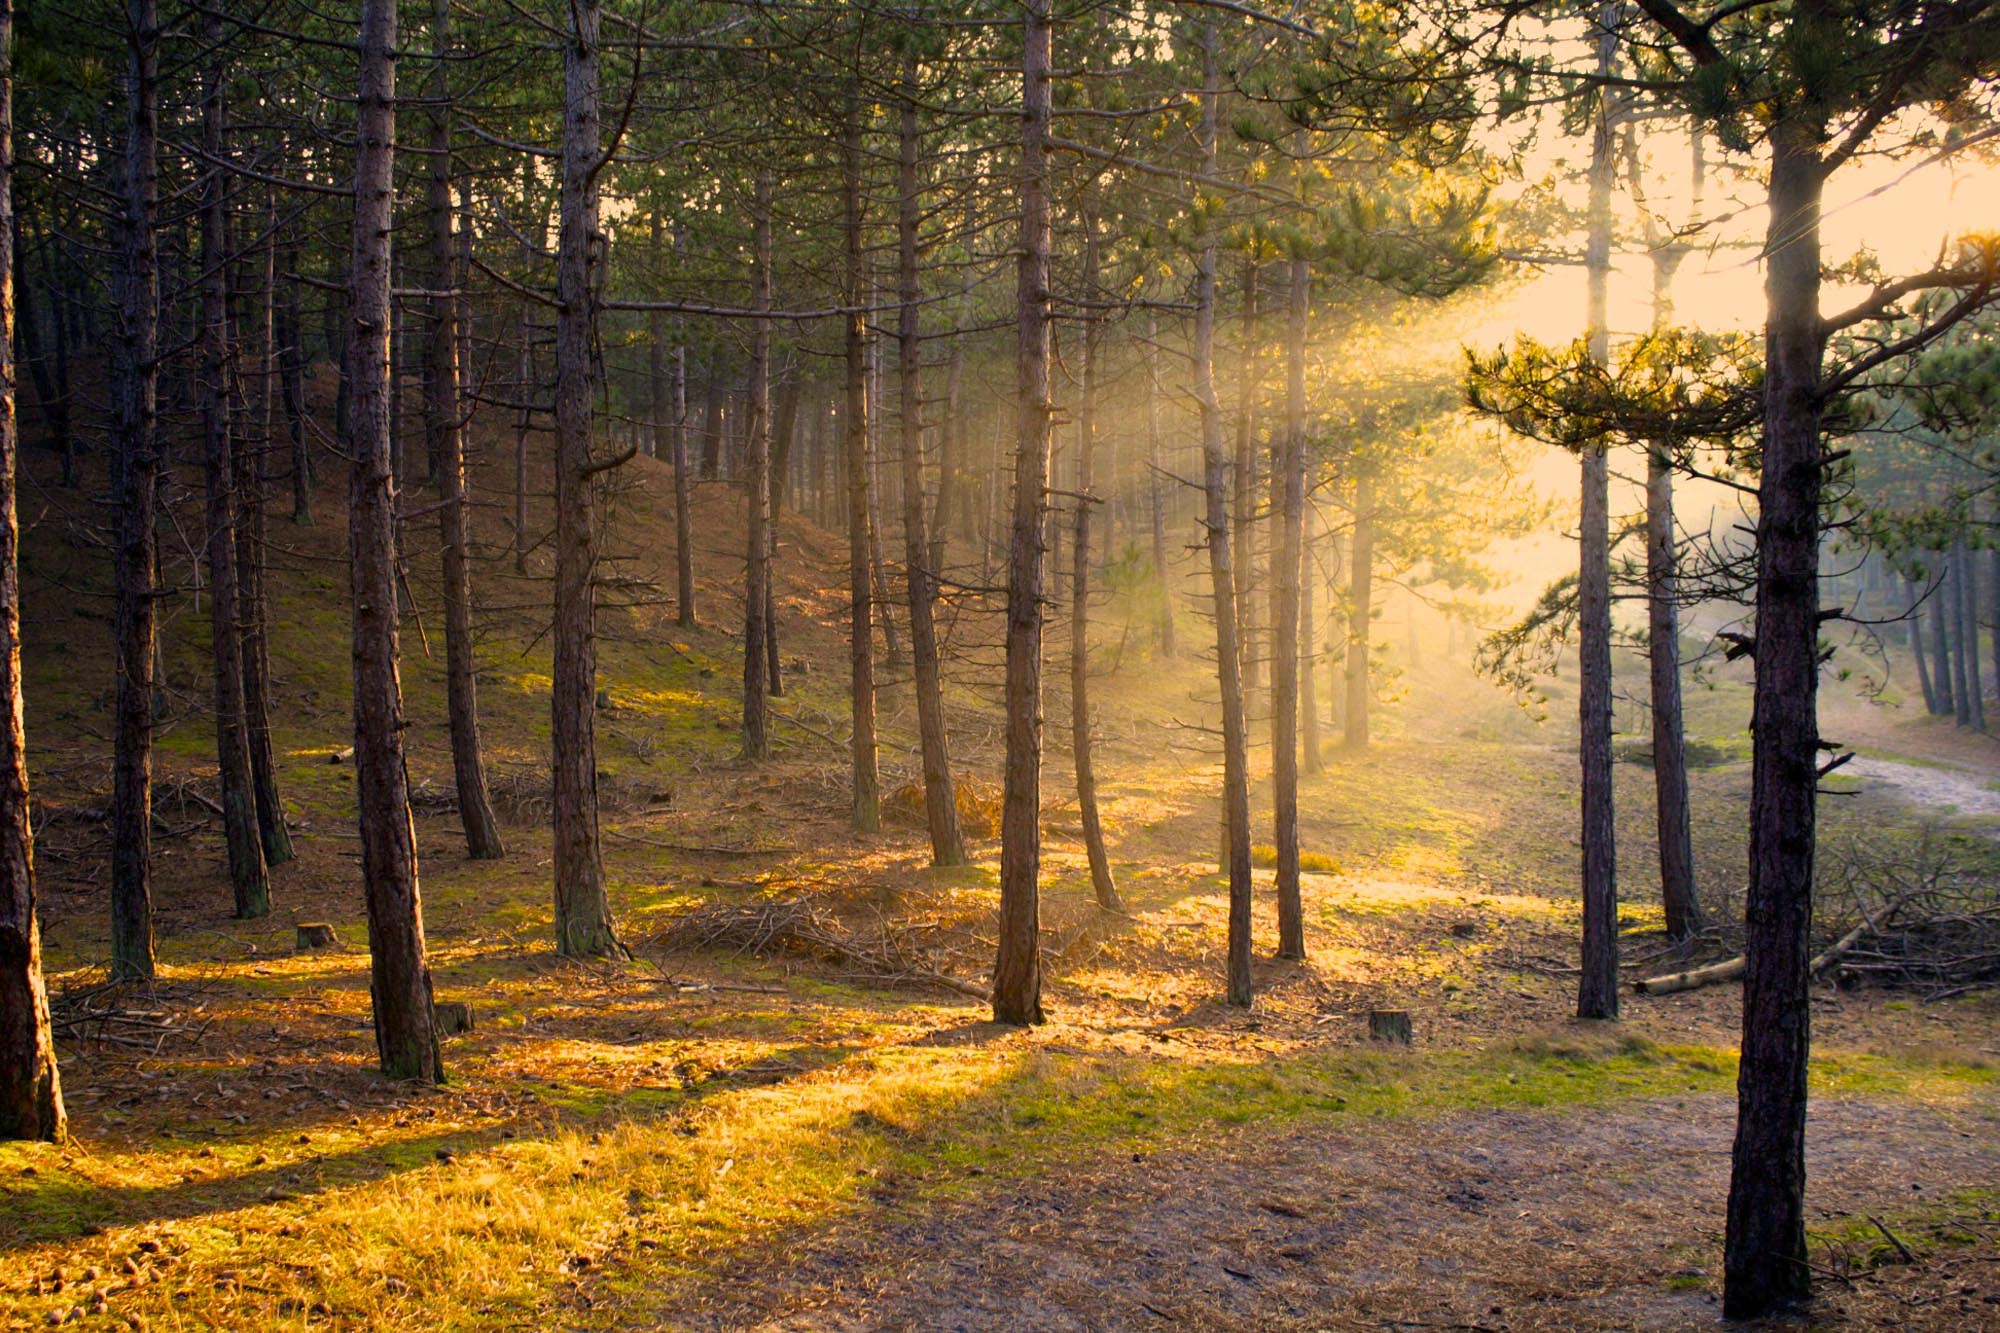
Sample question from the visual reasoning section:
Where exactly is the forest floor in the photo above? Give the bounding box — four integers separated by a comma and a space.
2, 433, 1998, 1331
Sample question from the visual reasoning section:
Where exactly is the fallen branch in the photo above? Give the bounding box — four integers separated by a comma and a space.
1635, 898, 1907, 996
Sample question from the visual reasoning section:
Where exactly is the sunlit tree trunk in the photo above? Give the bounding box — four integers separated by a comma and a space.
1145, 312, 1175, 657
993, 0, 1054, 1025
199, 37, 270, 920
1235, 259, 1261, 701
0, 0, 65, 1141
1271, 255, 1308, 960
1343, 474, 1374, 751
1574, 6, 1619, 1021
898, 72, 966, 866
348, 0, 442, 1082
1072, 212, 1119, 912
841, 97, 879, 833
426, 0, 502, 859
1196, 27, 1254, 1009
550, 0, 623, 958
1301, 506, 1322, 774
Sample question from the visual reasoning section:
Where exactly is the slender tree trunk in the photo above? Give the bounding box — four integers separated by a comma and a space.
0, 0, 65, 1141
1344, 477, 1374, 751
199, 40, 270, 920
1950, 548, 1971, 726
1958, 540, 1984, 731
741, 173, 772, 761
1196, 28, 1254, 1009
109, 0, 159, 983
1236, 259, 1260, 701
673, 340, 694, 626
993, 0, 1054, 1025
1723, 111, 1830, 1322
840, 103, 879, 833
279, 239, 311, 524
1575, 6, 1620, 1021
1145, 313, 1176, 657
348, 0, 442, 1083
426, 0, 502, 859
550, 0, 623, 958
1930, 555, 1954, 713
1072, 213, 1118, 911
239, 193, 290, 866
1909, 579, 1938, 712
898, 73, 966, 866
1301, 506, 1322, 774
767, 366, 797, 697
1271, 255, 1308, 960
1647, 443, 1701, 936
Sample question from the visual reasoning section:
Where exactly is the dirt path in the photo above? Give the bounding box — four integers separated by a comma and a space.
644, 1089, 2000, 1332
1848, 755, 2000, 829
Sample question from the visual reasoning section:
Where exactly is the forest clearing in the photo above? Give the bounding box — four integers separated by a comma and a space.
2, 1, 2000, 1330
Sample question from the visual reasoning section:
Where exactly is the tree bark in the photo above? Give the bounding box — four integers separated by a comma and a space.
1072, 212, 1119, 911
993, 0, 1054, 1025
1271, 255, 1308, 960
348, 0, 442, 1083
1575, 5, 1620, 1022
1196, 28, 1255, 1009
550, 0, 623, 958
426, 0, 502, 860
840, 99, 880, 834
239, 193, 292, 867
1145, 312, 1176, 657
198, 33, 270, 920
1723, 111, 1828, 1322
1235, 258, 1261, 700
0, 0, 65, 1141
741, 172, 772, 761
108, 0, 159, 984
898, 71, 966, 867
1343, 475, 1374, 751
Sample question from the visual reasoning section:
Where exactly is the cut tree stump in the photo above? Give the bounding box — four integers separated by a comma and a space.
435, 1002, 473, 1035
1368, 1009, 1412, 1044
296, 923, 339, 950
327, 746, 354, 765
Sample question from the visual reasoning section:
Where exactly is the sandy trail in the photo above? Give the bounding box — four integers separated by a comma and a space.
1848, 755, 2000, 829
646, 1088, 2000, 1332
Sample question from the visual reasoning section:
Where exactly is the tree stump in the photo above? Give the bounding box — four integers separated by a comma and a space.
435, 1002, 473, 1035
295, 923, 339, 951
1368, 1009, 1412, 1044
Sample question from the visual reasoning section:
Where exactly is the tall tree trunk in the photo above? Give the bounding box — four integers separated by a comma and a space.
898, 72, 966, 866
0, 0, 65, 1141
741, 172, 772, 761
993, 0, 1054, 1025
1909, 578, 1938, 713
1647, 442, 1701, 937
1196, 28, 1254, 1009
1271, 254, 1308, 960
1301, 506, 1322, 774
239, 193, 290, 866
550, 0, 623, 958
426, 0, 502, 859
1235, 259, 1261, 700
1146, 313, 1175, 657
841, 98, 879, 833
1072, 212, 1118, 911
280, 238, 311, 524
199, 36, 270, 920
1574, 6, 1620, 1021
349, 0, 442, 1083
109, 0, 159, 983
1929, 555, 1954, 714
1723, 109, 1830, 1322
1343, 476, 1374, 751
766, 363, 797, 697
1958, 539, 1984, 731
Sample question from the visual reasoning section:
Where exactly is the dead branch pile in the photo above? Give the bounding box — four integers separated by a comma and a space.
654, 897, 990, 1001
1635, 830, 2000, 1000
1821, 830, 2000, 1001
50, 979, 214, 1053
